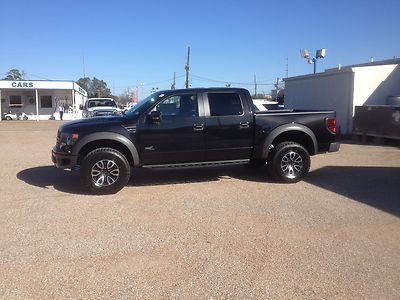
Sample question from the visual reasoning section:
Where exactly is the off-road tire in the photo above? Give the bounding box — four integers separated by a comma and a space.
81, 147, 130, 194
267, 142, 310, 183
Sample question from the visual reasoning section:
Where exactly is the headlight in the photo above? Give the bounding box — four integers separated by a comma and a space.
87, 111, 96, 117
59, 133, 79, 151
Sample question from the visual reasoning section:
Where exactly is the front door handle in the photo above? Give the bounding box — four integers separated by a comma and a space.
193, 124, 204, 131
240, 122, 250, 128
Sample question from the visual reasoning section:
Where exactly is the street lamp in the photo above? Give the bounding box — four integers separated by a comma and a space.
151, 87, 159, 94
301, 48, 326, 74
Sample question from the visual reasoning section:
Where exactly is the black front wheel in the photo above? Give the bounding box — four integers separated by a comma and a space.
81, 147, 130, 194
267, 142, 310, 183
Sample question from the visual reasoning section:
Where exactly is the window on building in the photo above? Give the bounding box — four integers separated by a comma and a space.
208, 93, 243, 116
41, 96, 52, 108
9, 95, 22, 107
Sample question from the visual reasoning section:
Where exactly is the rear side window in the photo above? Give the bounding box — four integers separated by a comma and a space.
208, 93, 243, 116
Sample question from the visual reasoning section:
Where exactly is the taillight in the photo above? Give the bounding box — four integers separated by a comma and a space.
326, 117, 337, 134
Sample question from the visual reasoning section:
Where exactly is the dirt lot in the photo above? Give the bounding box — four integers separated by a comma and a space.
0, 120, 399, 299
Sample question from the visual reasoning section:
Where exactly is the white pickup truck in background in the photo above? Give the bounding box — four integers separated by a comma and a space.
252, 99, 283, 111
80, 98, 122, 118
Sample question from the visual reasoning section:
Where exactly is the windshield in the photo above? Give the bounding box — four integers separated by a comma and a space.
88, 99, 116, 108
124, 92, 165, 117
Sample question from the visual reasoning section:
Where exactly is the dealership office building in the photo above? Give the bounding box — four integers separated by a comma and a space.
0, 80, 87, 120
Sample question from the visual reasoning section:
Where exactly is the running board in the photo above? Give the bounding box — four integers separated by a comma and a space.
142, 159, 250, 169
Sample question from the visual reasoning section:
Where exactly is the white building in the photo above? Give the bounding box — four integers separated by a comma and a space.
284, 58, 400, 135
0, 80, 87, 121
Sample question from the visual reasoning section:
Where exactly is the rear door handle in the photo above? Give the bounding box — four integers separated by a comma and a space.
193, 124, 204, 131
239, 122, 250, 128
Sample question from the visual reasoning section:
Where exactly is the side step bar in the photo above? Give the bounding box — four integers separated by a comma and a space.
142, 159, 250, 169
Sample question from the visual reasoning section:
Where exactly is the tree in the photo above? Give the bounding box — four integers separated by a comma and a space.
3, 69, 24, 80
117, 88, 133, 106
76, 77, 91, 94
90, 77, 112, 98
76, 77, 112, 98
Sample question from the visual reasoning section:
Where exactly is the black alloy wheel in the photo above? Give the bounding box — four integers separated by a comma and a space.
268, 142, 310, 183
81, 147, 130, 194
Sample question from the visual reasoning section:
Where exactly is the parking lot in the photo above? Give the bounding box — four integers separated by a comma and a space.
0, 120, 399, 299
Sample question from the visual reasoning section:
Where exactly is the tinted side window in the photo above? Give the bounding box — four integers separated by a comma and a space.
208, 93, 243, 116
155, 94, 198, 117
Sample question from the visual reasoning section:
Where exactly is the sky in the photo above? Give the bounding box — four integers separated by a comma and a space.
1, 0, 399, 96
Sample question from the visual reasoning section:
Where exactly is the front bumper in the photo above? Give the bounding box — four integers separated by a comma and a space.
52, 147, 78, 169
328, 142, 340, 153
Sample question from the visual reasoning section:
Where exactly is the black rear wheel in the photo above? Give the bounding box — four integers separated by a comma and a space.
267, 142, 310, 183
81, 147, 130, 194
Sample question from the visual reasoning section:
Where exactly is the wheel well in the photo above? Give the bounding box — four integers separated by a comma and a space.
77, 139, 134, 166
271, 131, 315, 155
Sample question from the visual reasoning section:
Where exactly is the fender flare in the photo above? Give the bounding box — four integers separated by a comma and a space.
261, 123, 318, 159
72, 132, 140, 166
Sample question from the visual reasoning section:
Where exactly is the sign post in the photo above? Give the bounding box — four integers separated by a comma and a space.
0, 89, 2, 122
35, 89, 39, 121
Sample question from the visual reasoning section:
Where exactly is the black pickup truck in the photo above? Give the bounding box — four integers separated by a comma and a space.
52, 88, 339, 194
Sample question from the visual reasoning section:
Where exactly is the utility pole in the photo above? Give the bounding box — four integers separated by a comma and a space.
83, 53, 86, 78
254, 74, 257, 97
275, 77, 279, 101
313, 58, 317, 74
171, 72, 176, 89
185, 47, 190, 88
285, 56, 289, 78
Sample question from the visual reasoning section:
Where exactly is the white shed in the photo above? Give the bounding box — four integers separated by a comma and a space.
284, 58, 400, 135
0, 80, 88, 121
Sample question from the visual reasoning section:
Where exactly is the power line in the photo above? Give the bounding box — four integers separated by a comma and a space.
112, 75, 185, 89
145, 75, 184, 86
191, 74, 275, 86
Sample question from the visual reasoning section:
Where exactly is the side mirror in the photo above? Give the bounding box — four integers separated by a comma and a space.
79, 104, 83, 110
147, 111, 161, 124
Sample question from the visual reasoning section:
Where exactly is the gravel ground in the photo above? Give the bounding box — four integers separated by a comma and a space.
0, 121, 399, 299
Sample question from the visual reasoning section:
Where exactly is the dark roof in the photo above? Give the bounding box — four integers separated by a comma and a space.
157, 87, 248, 94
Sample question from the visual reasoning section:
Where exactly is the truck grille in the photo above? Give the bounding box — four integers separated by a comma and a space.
95, 110, 116, 116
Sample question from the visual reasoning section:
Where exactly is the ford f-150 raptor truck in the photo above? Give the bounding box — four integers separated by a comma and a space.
52, 88, 340, 194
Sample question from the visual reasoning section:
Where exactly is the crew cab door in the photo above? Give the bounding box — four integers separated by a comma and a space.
138, 92, 205, 165
202, 91, 253, 161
